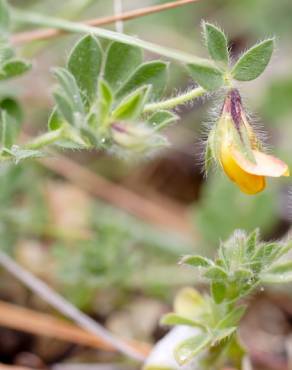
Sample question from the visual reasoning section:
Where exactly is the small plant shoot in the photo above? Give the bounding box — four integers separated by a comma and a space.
0, 1, 291, 370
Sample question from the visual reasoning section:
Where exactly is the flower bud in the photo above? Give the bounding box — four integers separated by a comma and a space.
111, 122, 167, 152
207, 89, 289, 194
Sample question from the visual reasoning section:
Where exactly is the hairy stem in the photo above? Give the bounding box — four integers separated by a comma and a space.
11, 0, 201, 44
24, 129, 64, 150
12, 9, 213, 66
144, 86, 206, 112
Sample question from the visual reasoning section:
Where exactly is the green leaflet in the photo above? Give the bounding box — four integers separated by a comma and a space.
203, 22, 229, 65
116, 61, 168, 101
232, 39, 274, 81
112, 85, 150, 121
174, 333, 211, 365
104, 41, 143, 92
147, 110, 178, 131
0, 59, 31, 80
187, 62, 224, 91
68, 34, 103, 105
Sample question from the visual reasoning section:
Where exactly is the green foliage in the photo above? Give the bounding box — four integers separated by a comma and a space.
187, 62, 224, 91
160, 313, 207, 329
0, 58, 31, 80
116, 61, 168, 101
97, 79, 113, 127
231, 39, 274, 81
112, 85, 151, 120
0, 21, 275, 158
186, 23, 274, 90
48, 36, 173, 155
104, 41, 143, 92
181, 255, 213, 268
0, 5, 31, 83
68, 34, 103, 105
53, 67, 85, 119
0, 98, 22, 148
147, 110, 178, 130
161, 229, 292, 369
0, 163, 48, 251
0, 97, 43, 162
0, 37, 31, 82
203, 22, 229, 65
175, 333, 212, 365
261, 261, 292, 283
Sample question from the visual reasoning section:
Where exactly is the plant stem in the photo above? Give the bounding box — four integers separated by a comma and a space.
11, 0, 201, 44
11, 9, 213, 66
113, 0, 124, 33
24, 129, 63, 150
0, 251, 146, 361
143, 86, 206, 112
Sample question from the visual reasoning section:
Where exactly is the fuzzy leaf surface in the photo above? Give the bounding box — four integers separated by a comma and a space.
68, 34, 102, 104
231, 39, 274, 81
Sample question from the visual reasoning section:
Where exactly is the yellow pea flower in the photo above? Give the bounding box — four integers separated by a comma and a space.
208, 89, 289, 195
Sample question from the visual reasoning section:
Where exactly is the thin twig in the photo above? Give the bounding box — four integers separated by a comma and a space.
113, 0, 123, 33
0, 365, 32, 370
11, 0, 201, 44
0, 300, 151, 355
0, 251, 146, 362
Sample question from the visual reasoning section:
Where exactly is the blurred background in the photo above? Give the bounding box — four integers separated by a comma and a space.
1, 0, 292, 369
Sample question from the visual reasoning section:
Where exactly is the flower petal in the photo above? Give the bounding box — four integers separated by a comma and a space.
232, 149, 289, 177
220, 144, 265, 194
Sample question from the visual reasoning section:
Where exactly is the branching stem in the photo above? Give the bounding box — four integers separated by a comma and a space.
24, 129, 64, 150
144, 86, 206, 112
